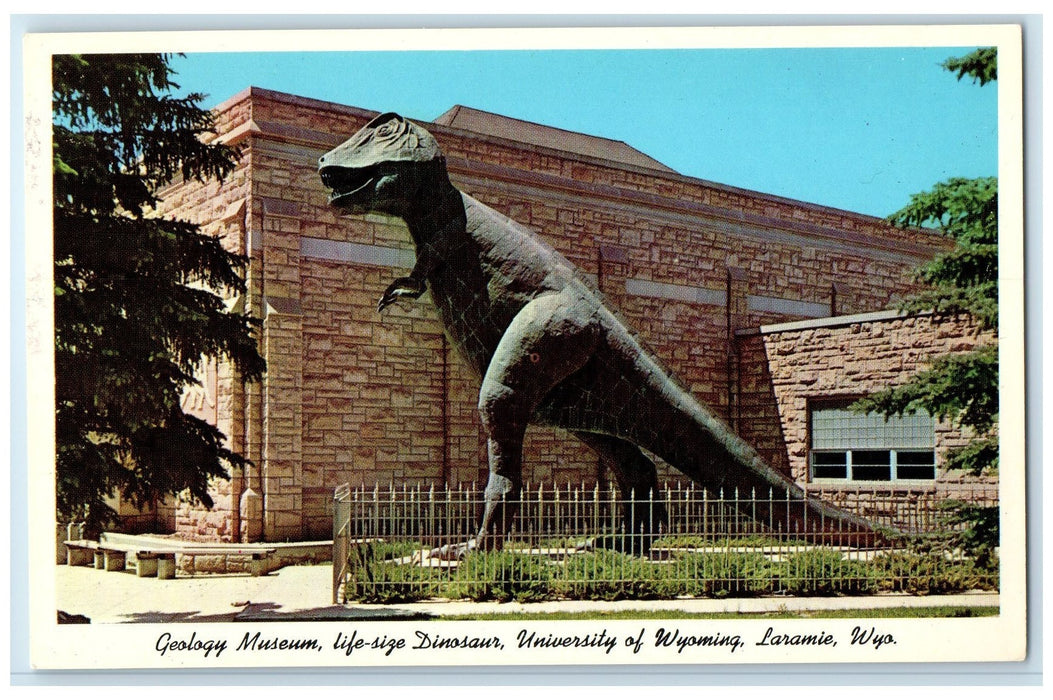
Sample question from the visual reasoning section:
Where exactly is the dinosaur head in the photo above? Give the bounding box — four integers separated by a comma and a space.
319, 112, 445, 217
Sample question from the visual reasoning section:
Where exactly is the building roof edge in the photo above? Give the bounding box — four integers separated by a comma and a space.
219, 87, 938, 239
735, 309, 924, 337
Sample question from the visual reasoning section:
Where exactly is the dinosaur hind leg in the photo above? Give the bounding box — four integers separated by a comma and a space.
475, 292, 601, 550
574, 432, 669, 555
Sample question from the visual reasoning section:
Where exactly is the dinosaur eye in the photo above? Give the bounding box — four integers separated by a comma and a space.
377, 120, 399, 137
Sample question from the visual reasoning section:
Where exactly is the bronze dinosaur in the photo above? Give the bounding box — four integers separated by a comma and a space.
319, 113, 876, 553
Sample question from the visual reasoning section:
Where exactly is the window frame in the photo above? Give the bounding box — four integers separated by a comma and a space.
807, 398, 937, 484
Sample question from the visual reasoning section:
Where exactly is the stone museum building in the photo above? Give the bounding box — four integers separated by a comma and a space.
134, 87, 995, 542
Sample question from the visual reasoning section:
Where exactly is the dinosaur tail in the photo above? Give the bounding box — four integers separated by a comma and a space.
618, 339, 890, 545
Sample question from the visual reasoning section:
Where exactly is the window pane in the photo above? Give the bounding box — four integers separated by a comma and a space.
852, 450, 891, 466
897, 450, 935, 465
811, 451, 847, 479
896, 450, 936, 479
852, 465, 892, 481
850, 449, 891, 481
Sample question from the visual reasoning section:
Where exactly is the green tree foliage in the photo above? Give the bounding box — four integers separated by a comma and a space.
53, 54, 265, 530
943, 47, 998, 86
883, 176, 998, 330
853, 48, 998, 551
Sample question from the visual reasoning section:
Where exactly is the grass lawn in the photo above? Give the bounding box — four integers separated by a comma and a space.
440, 606, 999, 621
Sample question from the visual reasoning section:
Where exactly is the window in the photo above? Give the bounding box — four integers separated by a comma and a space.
809, 403, 936, 481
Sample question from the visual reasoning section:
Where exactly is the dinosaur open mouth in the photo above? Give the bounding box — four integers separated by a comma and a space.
320, 166, 376, 205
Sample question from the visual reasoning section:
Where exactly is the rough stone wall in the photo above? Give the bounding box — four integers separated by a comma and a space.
157, 88, 962, 541
735, 312, 997, 487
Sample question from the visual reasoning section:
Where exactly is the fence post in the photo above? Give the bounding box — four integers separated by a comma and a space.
591, 482, 599, 547
648, 487, 655, 553
332, 483, 350, 604
700, 486, 707, 541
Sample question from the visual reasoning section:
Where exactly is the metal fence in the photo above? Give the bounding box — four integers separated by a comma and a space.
332, 481, 999, 604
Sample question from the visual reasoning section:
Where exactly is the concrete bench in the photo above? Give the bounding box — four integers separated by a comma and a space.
64, 540, 172, 577
64, 539, 102, 567
65, 540, 276, 578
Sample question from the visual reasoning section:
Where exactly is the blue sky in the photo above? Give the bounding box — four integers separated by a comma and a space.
173, 46, 997, 219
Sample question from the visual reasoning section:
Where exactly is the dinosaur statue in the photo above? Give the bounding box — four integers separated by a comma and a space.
318, 112, 877, 553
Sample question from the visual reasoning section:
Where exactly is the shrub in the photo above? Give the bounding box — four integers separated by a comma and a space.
450, 550, 553, 603
555, 549, 775, 600
339, 536, 998, 603
652, 534, 808, 549
871, 551, 996, 595
937, 502, 1000, 570
668, 551, 775, 597
556, 550, 668, 600
779, 549, 878, 596
344, 541, 442, 604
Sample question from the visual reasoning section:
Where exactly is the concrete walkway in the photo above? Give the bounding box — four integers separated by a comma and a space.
55, 563, 999, 624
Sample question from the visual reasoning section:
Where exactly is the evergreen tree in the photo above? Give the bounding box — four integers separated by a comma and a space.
853, 48, 999, 556
53, 53, 265, 531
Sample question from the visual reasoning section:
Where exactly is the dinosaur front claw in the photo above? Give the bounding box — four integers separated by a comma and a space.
377, 277, 425, 312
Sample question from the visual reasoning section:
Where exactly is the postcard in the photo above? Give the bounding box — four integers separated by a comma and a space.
19, 21, 1028, 675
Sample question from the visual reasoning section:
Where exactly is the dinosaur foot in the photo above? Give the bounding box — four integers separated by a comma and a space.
427, 538, 479, 561
574, 534, 655, 557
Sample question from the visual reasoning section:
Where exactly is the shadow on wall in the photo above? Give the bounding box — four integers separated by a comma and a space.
733, 332, 793, 479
